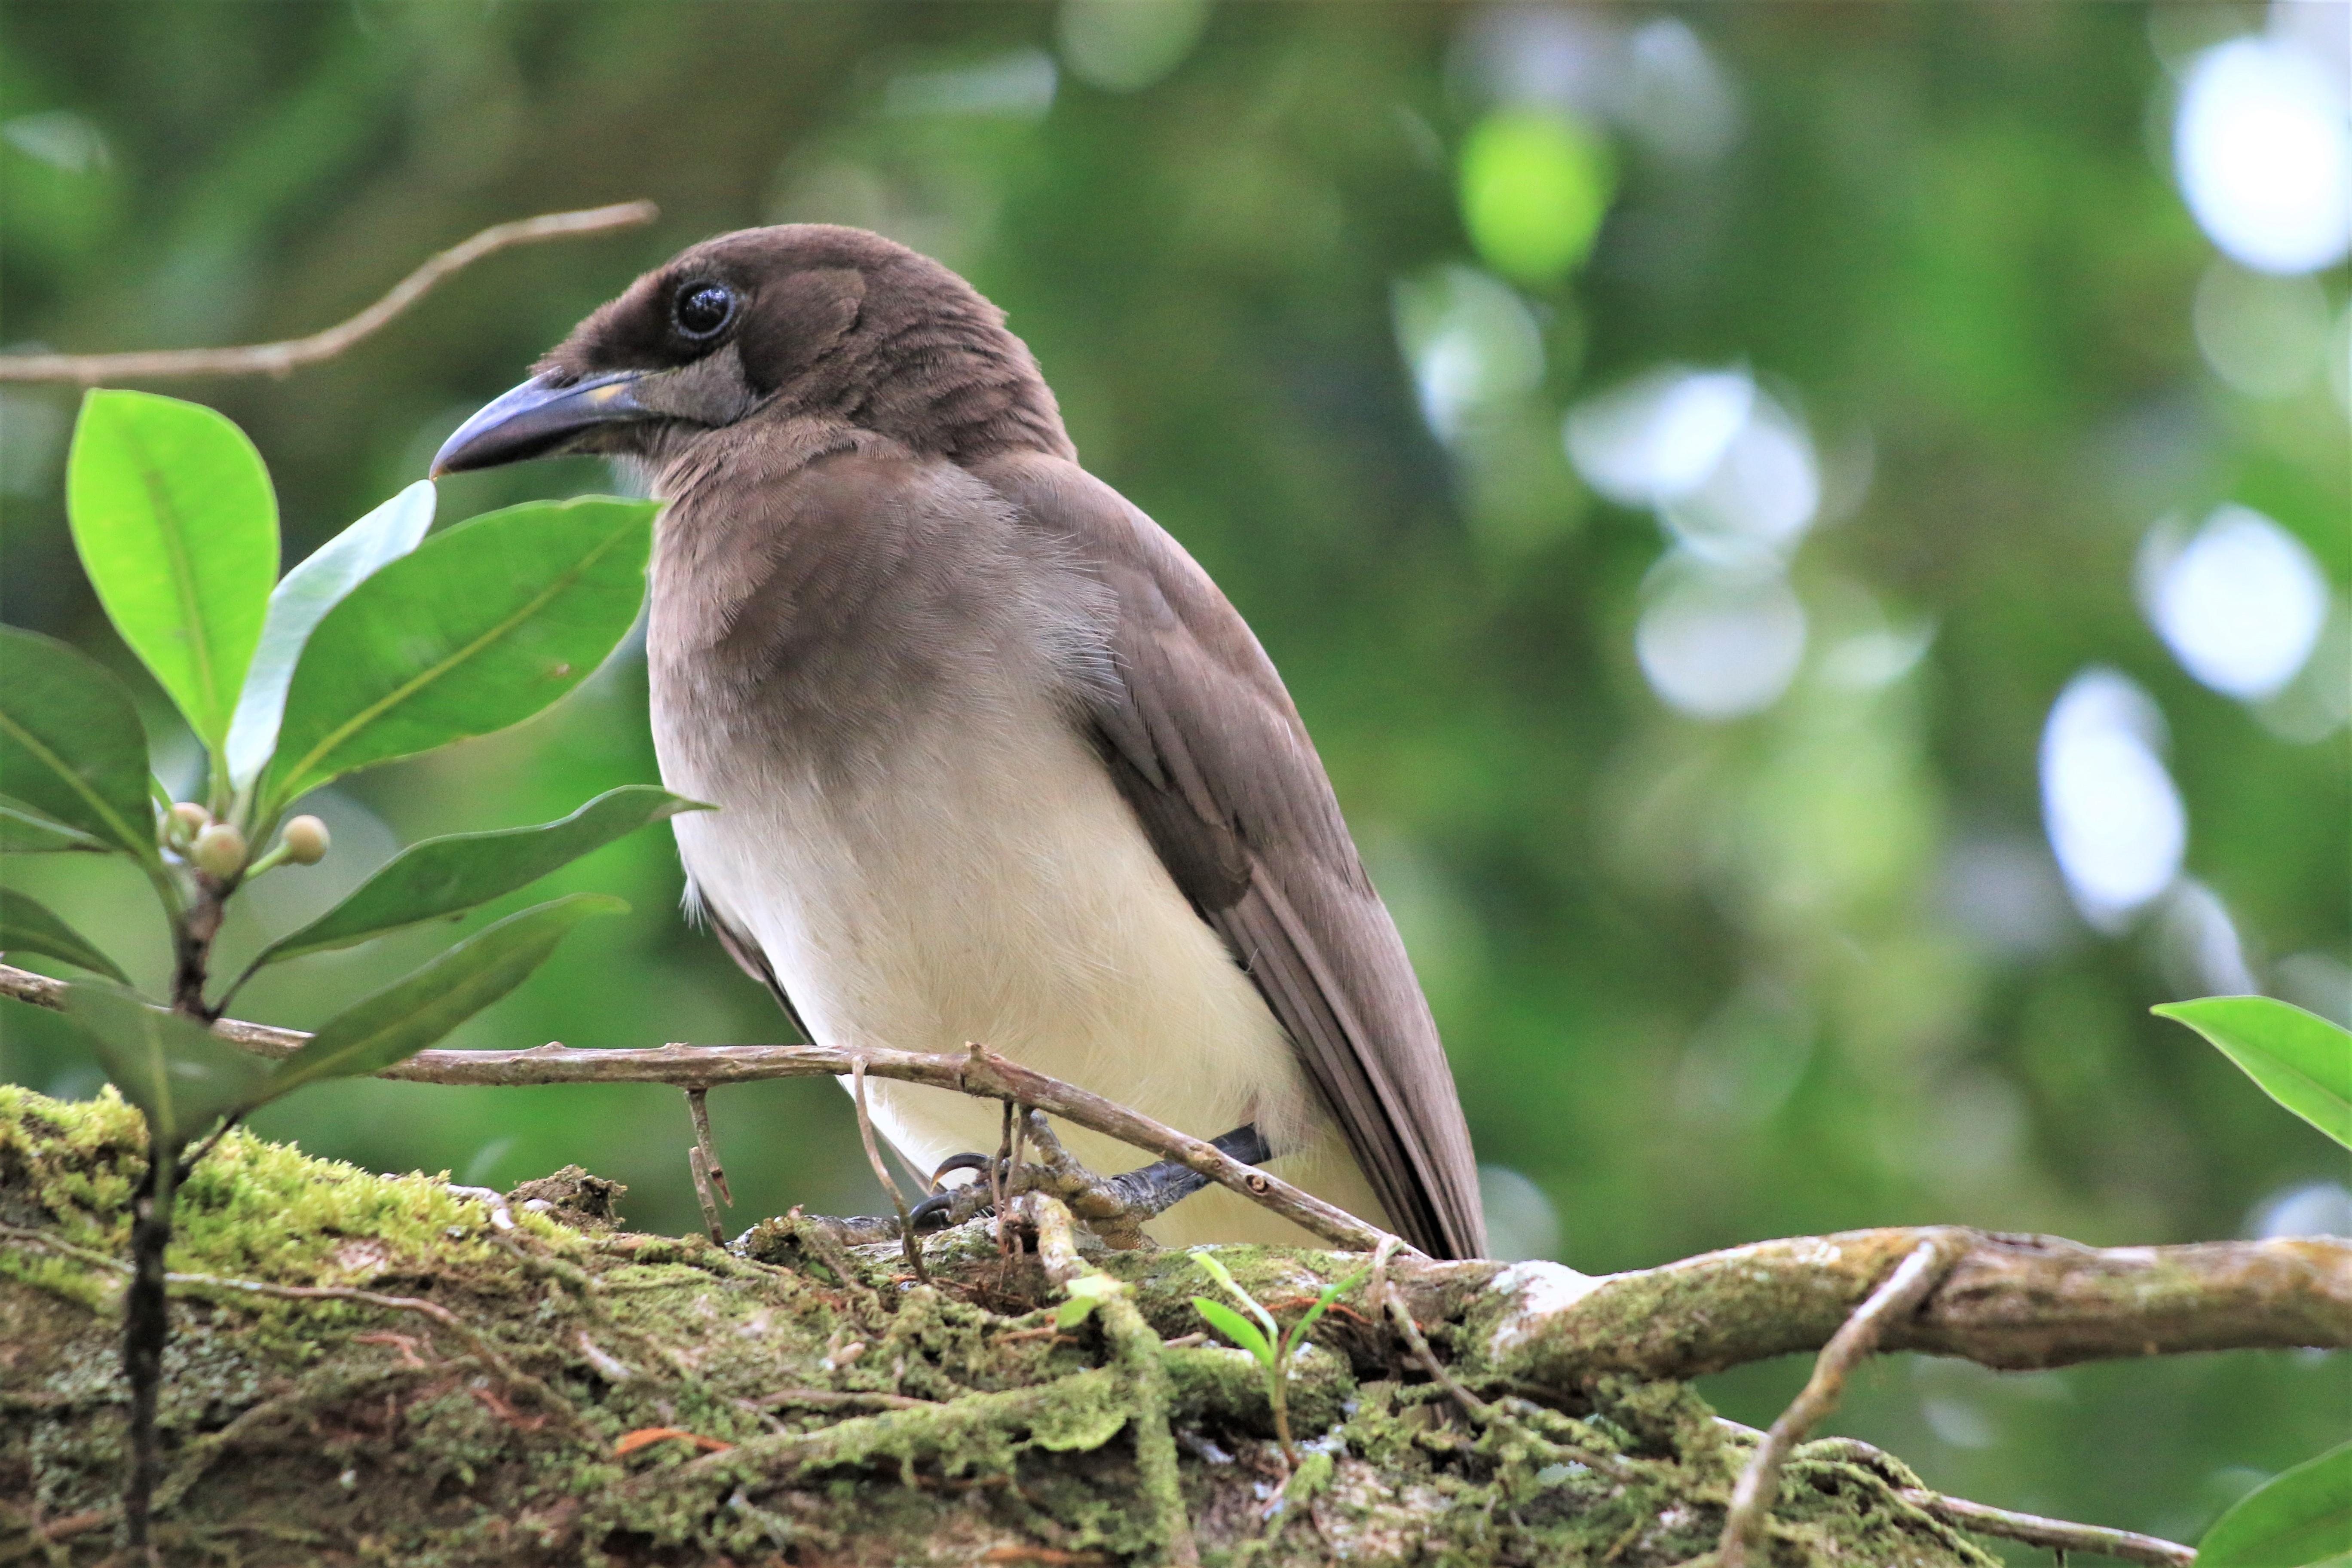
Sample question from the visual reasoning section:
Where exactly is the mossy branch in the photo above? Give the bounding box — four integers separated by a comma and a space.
0, 1090, 2308, 1565
0, 962, 1393, 1253
1475, 1225, 2351, 1386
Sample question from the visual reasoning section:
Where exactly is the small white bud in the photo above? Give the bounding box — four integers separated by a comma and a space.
281, 815, 330, 865
165, 802, 211, 849
190, 822, 247, 879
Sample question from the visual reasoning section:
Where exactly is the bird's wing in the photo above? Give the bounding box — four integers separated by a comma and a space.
702, 898, 813, 1045
974, 451, 1485, 1259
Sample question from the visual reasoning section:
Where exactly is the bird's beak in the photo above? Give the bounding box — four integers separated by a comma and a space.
430, 370, 652, 475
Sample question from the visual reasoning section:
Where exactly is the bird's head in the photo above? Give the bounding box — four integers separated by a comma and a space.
432, 224, 1069, 480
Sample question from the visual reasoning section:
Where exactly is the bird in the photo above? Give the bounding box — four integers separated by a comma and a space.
432, 224, 1485, 1259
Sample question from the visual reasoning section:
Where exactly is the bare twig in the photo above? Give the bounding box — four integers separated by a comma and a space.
1720, 1237, 1960, 1568
992, 1095, 1016, 1256
1371, 1232, 1488, 1423
852, 1059, 926, 1282
1020, 1191, 1087, 1287
688, 1146, 726, 1246
0, 962, 1388, 1254
0, 202, 658, 384
684, 1088, 733, 1207
1902, 1488, 2195, 1567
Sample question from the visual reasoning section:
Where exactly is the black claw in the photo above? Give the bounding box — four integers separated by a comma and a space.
908, 1191, 963, 1231
928, 1151, 998, 1191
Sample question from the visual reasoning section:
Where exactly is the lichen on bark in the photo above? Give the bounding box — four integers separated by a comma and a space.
2, 1085, 1996, 1565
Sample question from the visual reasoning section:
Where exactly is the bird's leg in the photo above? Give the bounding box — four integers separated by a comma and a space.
1099, 1122, 1272, 1221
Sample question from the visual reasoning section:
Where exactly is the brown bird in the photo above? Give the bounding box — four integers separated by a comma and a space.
434, 225, 1484, 1259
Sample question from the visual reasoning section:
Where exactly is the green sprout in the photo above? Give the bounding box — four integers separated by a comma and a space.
1190, 1252, 1368, 1468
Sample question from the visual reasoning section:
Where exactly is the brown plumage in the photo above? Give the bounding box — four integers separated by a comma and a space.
434, 225, 1485, 1259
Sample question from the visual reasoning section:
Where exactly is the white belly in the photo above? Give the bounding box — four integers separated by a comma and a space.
662, 688, 1386, 1247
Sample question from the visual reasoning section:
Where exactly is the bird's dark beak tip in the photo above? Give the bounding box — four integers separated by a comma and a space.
431, 370, 649, 477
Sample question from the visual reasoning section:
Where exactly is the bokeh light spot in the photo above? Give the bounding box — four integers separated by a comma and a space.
1566, 367, 1750, 508
1391, 265, 1545, 442
1635, 553, 1807, 720
2141, 503, 2328, 701
2192, 259, 2331, 397
2039, 670, 2186, 929
2174, 34, 2352, 274
1057, 0, 1210, 94
1458, 108, 1614, 286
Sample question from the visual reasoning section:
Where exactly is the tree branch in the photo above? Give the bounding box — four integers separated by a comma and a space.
0, 961, 1395, 1255
0, 202, 658, 384
1720, 1237, 1961, 1567
1902, 1489, 2195, 1568
6, 960, 2343, 1377
1477, 1225, 2352, 1384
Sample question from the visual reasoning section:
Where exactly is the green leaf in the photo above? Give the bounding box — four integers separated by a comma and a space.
2154, 996, 2352, 1151
0, 627, 157, 859
1055, 1272, 1123, 1329
226, 480, 435, 789
0, 803, 106, 853
1194, 1250, 1279, 1341
251, 785, 703, 968
66, 389, 279, 751
0, 991, 80, 1084
0, 888, 131, 983
1191, 1296, 1275, 1370
263, 497, 655, 805
2201, 1441, 2352, 1568
261, 892, 624, 1097
47, 985, 275, 1151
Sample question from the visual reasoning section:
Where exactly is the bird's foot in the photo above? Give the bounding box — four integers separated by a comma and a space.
906, 1155, 1003, 1235
906, 1115, 1272, 1250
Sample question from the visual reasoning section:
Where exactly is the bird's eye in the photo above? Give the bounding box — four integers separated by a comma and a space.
674, 282, 735, 340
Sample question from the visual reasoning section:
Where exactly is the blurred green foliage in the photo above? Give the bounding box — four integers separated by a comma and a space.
0, 0, 2343, 1539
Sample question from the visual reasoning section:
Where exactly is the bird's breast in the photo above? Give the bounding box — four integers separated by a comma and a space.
654, 661, 1316, 1185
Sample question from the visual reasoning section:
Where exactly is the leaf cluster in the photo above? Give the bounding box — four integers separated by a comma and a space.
1, 389, 691, 1142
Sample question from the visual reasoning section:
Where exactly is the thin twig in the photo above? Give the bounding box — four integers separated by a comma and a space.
1370, 1232, 1488, 1423
0, 962, 1388, 1255
0, 202, 658, 383
688, 1146, 726, 1245
1720, 1237, 1960, 1568
1901, 1489, 2195, 1568
992, 1095, 1015, 1256
685, 1088, 733, 1207
852, 1058, 926, 1282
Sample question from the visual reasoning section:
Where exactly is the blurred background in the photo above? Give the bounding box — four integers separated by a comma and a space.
2, 0, 2345, 1540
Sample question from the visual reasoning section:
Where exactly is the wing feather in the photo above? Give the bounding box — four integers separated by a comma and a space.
974, 452, 1485, 1259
